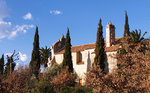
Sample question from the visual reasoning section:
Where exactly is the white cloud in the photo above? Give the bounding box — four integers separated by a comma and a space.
0, 0, 11, 39
0, 23, 34, 40
4, 52, 28, 62
19, 52, 27, 62
15, 62, 22, 70
0, 21, 11, 25
0, 1, 34, 40
8, 24, 34, 39
0, 20, 12, 39
0, 0, 9, 20
16, 62, 20, 66
4, 53, 12, 57
23, 12, 33, 20
50, 10, 62, 15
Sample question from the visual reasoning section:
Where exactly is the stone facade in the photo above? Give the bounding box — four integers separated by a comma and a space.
48, 23, 120, 85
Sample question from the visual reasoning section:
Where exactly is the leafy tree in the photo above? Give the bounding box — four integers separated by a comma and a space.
0, 54, 4, 76
29, 26, 41, 78
94, 19, 105, 72
43, 63, 61, 79
62, 28, 73, 73
130, 29, 147, 44
40, 46, 51, 68
124, 11, 130, 37
4, 50, 18, 77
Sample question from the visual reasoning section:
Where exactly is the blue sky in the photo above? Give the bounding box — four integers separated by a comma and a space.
0, 0, 150, 66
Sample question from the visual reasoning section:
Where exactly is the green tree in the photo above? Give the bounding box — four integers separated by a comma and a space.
62, 28, 73, 73
130, 29, 147, 44
40, 46, 51, 68
29, 26, 41, 78
94, 19, 105, 72
4, 51, 18, 77
0, 54, 4, 76
124, 11, 130, 37
43, 63, 61, 78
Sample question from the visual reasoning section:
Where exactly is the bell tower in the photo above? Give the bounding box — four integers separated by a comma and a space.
106, 22, 115, 47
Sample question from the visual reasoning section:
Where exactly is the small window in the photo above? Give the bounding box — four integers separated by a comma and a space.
76, 51, 84, 64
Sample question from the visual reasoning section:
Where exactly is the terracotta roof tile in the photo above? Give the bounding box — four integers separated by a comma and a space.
56, 37, 121, 54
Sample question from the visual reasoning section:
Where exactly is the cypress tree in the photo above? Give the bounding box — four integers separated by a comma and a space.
29, 26, 41, 78
124, 11, 130, 37
0, 54, 4, 76
62, 28, 73, 73
94, 19, 105, 72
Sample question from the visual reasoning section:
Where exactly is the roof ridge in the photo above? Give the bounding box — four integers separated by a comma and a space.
71, 37, 122, 48
72, 43, 95, 48
55, 37, 122, 54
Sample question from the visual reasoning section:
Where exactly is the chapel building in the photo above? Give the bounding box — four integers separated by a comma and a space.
48, 23, 121, 85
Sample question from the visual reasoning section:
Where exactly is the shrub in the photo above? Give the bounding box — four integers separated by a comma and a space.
43, 63, 61, 80
83, 88, 92, 93
37, 79, 54, 93
60, 86, 71, 93
4, 66, 31, 93
52, 66, 76, 91
25, 74, 39, 93
73, 87, 85, 93
85, 38, 150, 93
85, 66, 110, 93
59, 86, 92, 93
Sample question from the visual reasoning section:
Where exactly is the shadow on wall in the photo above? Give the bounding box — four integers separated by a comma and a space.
87, 51, 91, 72
105, 54, 109, 73
86, 51, 109, 73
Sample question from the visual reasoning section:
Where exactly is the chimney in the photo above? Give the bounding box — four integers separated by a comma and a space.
106, 22, 115, 47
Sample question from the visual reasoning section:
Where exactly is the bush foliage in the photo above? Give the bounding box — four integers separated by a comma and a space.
86, 37, 150, 93
52, 66, 76, 91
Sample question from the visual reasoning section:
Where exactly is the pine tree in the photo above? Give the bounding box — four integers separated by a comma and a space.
124, 11, 130, 37
94, 19, 105, 72
62, 28, 73, 73
29, 26, 41, 78
0, 54, 4, 76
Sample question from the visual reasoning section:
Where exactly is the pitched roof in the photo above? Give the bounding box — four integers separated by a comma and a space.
55, 37, 121, 54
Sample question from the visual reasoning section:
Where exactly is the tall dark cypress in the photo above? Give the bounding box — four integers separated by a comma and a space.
0, 54, 4, 76
94, 19, 105, 72
29, 26, 41, 78
124, 11, 130, 37
62, 28, 73, 73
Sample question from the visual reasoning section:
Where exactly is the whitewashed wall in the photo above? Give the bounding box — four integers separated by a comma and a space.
48, 48, 117, 85
105, 51, 117, 73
